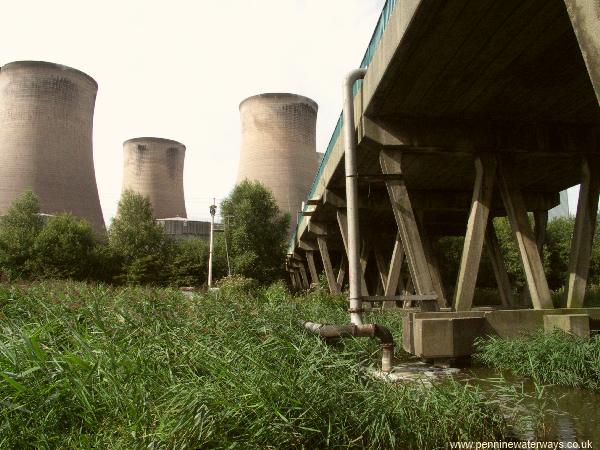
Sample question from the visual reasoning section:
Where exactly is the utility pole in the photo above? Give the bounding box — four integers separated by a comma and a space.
224, 214, 233, 277
208, 198, 216, 289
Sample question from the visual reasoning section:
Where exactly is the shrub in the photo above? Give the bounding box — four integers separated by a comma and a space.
475, 330, 600, 391
0, 190, 44, 279
220, 180, 289, 284
108, 190, 173, 284
169, 238, 209, 287
32, 213, 96, 280
545, 216, 574, 290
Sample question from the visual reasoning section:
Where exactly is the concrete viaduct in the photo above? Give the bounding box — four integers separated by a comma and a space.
286, 0, 600, 360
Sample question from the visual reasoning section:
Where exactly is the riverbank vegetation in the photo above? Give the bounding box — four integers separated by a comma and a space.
474, 331, 600, 391
0, 279, 521, 448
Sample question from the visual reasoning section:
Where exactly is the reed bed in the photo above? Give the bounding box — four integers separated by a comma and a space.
0, 279, 516, 448
475, 330, 600, 391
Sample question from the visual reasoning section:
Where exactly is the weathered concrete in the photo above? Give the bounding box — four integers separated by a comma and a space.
413, 317, 486, 358
0, 61, 105, 233
237, 93, 318, 234
122, 137, 187, 219
544, 313, 590, 338
405, 308, 600, 358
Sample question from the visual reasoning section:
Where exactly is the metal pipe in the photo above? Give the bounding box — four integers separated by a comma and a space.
298, 69, 395, 374
302, 321, 394, 372
343, 68, 367, 326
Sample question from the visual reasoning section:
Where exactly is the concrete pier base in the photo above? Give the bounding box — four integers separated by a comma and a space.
404, 308, 600, 359
544, 314, 590, 339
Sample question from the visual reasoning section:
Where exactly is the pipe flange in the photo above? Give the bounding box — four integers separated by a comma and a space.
347, 307, 363, 314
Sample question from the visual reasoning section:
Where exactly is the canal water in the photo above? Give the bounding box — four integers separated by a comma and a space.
373, 360, 599, 443
466, 366, 599, 444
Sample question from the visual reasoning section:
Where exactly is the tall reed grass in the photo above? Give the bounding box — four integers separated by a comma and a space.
474, 331, 600, 391
0, 280, 516, 448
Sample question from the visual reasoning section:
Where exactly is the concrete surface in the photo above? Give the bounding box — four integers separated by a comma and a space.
0, 60, 105, 233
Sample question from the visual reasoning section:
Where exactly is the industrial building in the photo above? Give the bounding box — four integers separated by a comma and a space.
236, 93, 320, 233
157, 217, 223, 241
122, 137, 187, 219
0, 60, 105, 232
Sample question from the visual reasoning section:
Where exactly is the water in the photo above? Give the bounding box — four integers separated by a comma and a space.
466, 366, 600, 444
374, 359, 599, 444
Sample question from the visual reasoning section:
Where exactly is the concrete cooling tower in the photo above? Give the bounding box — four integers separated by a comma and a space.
121, 137, 187, 219
0, 61, 105, 232
237, 93, 318, 233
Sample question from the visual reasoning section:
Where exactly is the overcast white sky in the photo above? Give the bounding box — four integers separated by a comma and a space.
0, 0, 578, 223
0, 0, 388, 223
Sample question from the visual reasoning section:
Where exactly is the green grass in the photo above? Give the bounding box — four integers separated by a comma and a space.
474, 330, 600, 391
0, 279, 524, 448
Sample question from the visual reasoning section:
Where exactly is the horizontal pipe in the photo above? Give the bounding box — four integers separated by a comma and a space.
301, 321, 394, 372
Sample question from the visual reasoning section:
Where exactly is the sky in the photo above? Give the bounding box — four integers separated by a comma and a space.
0, 0, 578, 223
0, 0, 387, 223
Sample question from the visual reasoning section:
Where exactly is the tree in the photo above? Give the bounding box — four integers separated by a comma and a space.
220, 180, 289, 284
32, 213, 96, 280
0, 190, 44, 279
545, 216, 574, 290
108, 190, 173, 284
169, 238, 209, 287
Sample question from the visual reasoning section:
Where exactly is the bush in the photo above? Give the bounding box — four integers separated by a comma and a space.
32, 214, 96, 280
169, 238, 209, 287
475, 330, 600, 391
108, 190, 173, 284
220, 180, 289, 284
545, 216, 574, 290
0, 190, 44, 279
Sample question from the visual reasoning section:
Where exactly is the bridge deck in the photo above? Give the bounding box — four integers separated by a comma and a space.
288, 0, 600, 318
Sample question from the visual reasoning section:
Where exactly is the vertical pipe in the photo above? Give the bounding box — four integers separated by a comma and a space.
343, 68, 367, 326
208, 198, 216, 288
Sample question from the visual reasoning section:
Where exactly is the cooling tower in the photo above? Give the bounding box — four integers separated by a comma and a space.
121, 137, 187, 219
0, 61, 105, 232
237, 93, 318, 232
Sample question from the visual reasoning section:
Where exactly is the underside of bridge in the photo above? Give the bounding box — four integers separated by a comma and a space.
287, 0, 600, 359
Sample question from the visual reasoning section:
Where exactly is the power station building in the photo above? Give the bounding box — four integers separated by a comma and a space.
0, 60, 105, 232
236, 93, 319, 232
121, 137, 187, 219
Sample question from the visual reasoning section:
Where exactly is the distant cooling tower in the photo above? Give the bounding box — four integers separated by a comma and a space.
0, 61, 105, 232
121, 137, 187, 219
237, 93, 318, 232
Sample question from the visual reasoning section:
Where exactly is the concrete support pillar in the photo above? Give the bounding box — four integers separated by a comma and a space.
380, 149, 438, 311
485, 220, 514, 307
336, 253, 347, 291
417, 217, 447, 309
298, 263, 310, 290
454, 154, 496, 311
306, 251, 319, 287
567, 157, 600, 308
498, 156, 553, 310
289, 270, 298, 290
337, 208, 369, 295
385, 232, 405, 296
317, 236, 340, 294
534, 210, 549, 258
